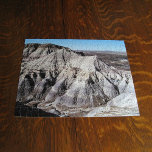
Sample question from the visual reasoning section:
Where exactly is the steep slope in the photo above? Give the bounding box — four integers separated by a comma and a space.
16, 43, 138, 117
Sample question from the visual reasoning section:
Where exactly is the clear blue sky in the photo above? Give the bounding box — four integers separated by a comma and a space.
25, 39, 126, 52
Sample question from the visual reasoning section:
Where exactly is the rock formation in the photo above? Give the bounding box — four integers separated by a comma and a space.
16, 43, 139, 117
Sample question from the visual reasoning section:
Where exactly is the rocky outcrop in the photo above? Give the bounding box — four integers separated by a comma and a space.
16, 43, 139, 117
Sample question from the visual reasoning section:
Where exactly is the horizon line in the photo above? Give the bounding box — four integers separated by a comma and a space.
25, 39, 126, 52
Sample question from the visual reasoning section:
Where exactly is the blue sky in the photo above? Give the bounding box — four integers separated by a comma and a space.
25, 39, 126, 52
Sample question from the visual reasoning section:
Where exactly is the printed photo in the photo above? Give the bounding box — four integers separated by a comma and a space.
15, 39, 140, 117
